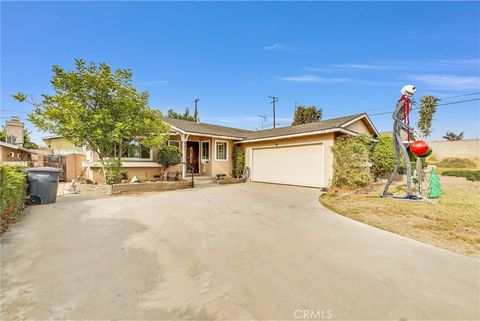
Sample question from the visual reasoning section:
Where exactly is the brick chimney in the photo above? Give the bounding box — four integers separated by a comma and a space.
5, 116, 24, 146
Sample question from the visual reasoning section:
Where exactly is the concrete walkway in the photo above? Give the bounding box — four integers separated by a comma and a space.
1, 183, 478, 320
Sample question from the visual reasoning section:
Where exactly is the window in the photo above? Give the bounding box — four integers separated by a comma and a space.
215, 141, 228, 160
168, 140, 181, 149
112, 139, 151, 159
201, 141, 210, 160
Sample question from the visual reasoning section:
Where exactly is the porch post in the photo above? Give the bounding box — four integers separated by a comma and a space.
181, 134, 188, 178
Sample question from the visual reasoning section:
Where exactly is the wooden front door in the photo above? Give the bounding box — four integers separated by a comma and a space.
186, 141, 199, 173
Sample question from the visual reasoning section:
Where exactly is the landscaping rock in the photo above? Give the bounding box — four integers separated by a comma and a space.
130, 176, 141, 183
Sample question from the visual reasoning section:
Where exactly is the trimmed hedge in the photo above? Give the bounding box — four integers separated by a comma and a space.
441, 170, 480, 182
0, 165, 27, 234
157, 145, 181, 168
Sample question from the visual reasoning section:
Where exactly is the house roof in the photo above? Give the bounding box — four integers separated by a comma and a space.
0, 141, 38, 154
164, 113, 378, 141
163, 117, 253, 139
41, 135, 64, 141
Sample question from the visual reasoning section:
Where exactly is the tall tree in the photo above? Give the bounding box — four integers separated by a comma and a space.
0, 126, 38, 149
443, 131, 464, 141
417, 95, 440, 137
13, 59, 169, 180
291, 105, 323, 126
166, 108, 195, 121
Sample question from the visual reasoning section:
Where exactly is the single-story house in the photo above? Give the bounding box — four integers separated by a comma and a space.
83, 113, 378, 188
0, 141, 38, 167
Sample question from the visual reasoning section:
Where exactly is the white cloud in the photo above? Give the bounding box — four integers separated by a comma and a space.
263, 43, 298, 52
330, 63, 391, 70
410, 74, 480, 91
276, 75, 350, 83
276, 75, 376, 85
430, 59, 480, 71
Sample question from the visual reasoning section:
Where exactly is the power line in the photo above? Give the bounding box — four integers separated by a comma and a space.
439, 92, 480, 100
369, 97, 480, 116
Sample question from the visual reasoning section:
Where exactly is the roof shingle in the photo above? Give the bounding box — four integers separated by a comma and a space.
163, 113, 369, 141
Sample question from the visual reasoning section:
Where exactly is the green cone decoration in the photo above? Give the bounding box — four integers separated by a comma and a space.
429, 168, 444, 198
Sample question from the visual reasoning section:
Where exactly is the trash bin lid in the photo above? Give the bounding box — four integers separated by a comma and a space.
25, 167, 63, 173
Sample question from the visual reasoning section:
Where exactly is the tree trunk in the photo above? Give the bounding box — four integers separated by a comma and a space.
97, 154, 108, 183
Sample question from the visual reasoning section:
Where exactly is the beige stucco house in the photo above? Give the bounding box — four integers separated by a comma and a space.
81, 113, 378, 188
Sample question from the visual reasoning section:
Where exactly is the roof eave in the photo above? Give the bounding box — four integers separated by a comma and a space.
340, 113, 380, 136
236, 128, 358, 144
168, 124, 246, 140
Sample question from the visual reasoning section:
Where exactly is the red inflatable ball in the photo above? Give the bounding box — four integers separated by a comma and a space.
410, 140, 429, 156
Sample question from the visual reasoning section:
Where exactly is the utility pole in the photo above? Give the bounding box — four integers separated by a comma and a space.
193, 98, 199, 122
268, 96, 279, 129
257, 114, 268, 130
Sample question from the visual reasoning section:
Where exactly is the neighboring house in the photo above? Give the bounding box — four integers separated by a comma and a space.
41, 135, 84, 155
81, 112, 378, 187
0, 141, 37, 167
0, 116, 38, 167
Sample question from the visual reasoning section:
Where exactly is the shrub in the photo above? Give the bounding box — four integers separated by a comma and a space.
157, 145, 181, 169
232, 146, 245, 178
370, 134, 407, 179
104, 158, 126, 185
331, 135, 372, 189
0, 165, 27, 234
434, 158, 476, 168
441, 170, 480, 181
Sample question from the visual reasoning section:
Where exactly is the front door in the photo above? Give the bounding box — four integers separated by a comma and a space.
186, 141, 199, 173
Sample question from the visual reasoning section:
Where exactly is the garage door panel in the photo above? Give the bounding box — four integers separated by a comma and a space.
251, 144, 324, 188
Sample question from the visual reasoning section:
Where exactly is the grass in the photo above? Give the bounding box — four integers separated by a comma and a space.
320, 176, 480, 258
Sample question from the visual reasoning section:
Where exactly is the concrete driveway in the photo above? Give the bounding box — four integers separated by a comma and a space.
1, 183, 478, 320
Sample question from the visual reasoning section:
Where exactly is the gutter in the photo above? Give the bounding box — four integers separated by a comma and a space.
235, 128, 358, 144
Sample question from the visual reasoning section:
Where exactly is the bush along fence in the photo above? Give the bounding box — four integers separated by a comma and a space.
0, 165, 27, 234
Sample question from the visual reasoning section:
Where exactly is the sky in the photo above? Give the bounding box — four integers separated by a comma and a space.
1, 1, 479, 145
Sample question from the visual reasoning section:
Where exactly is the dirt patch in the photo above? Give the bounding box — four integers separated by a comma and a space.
320, 176, 480, 258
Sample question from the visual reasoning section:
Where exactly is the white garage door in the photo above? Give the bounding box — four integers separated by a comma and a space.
251, 144, 324, 188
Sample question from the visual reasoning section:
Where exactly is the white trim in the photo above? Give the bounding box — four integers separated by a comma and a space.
201, 140, 210, 161
340, 114, 380, 136
236, 128, 356, 144
41, 135, 63, 140
168, 140, 181, 149
214, 140, 229, 161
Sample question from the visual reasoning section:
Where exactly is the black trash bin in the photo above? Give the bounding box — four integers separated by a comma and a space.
25, 167, 63, 205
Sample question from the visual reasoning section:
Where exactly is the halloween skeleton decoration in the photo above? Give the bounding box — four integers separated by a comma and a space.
382, 85, 421, 200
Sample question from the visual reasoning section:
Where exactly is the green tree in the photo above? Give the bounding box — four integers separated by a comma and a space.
417, 95, 440, 137
443, 131, 464, 141
292, 105, 323, 126
13, 59, 169, 181
0, 126, 38, 149
167, 108, 195, 121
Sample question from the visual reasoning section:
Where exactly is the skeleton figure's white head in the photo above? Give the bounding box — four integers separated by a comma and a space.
401, 85, 416, 97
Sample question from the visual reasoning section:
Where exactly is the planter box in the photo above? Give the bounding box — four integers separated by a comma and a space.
77, 180, 191, 196
216, 178, 246, 185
